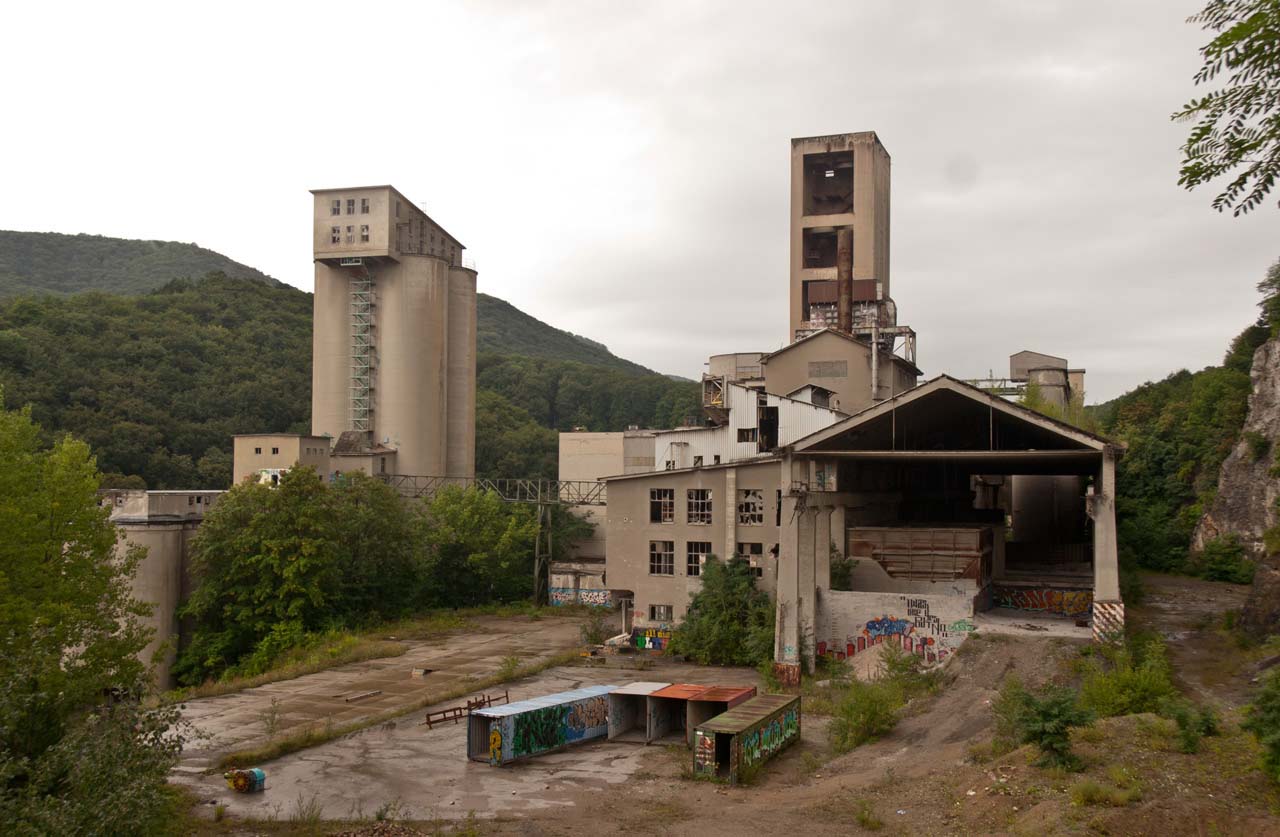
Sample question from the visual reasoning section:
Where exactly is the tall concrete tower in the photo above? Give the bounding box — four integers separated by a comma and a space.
789, 132, 893, 342
310, 186, 475, 478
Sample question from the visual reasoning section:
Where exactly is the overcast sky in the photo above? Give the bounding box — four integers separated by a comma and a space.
3, 1, 1275, 402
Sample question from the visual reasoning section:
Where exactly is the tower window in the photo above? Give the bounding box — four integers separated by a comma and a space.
360, 225, 370, 243
331, 199, 341, 216
346, 198, 355, 215
330, 227, 340, 245
361, 198, 370, 214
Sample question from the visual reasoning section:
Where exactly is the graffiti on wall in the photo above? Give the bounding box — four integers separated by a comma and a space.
488, 728, 503, 765
565, 696, 607, 741
512, 705, 567, 757
633, 627, 672, 651
740, 707, 800, 766
773, 662, 801, 688
994, 586, 1092, 617
694, 730, 716, 775
549, 587, 613, 608
819, 596, 977, 665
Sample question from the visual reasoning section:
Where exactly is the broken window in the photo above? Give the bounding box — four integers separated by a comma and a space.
776, 489, 782, 526
649, 541, 674, 575
802, 228, 841, 269
649, 603, 673, 622
802, 280, 839, 329
649, 488, 674, 523
737, 428, 758, 443
330, 227, 340, 245
737, 542, 765, 577
713, 455, 721, 465
271, 447, 279, 455
803, 150, 854, 215
360, 224, 370, 243
687, 541, 711, 576
361, 198, 370, 214
345, 225, 354, 244
665, 461, 675, 470
693, 455, 703, 467
738, 489, 764, 525
346, 198, 355, 215
687, 489, 712, 525
188, 496, 194, 506
330, 199, 341, 216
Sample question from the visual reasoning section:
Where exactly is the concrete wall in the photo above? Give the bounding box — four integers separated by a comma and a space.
604, 460, 782, 630
446, 266, 477, 478
817, 589, 977, 665
232, 434, 330, 484
763, 330, 916, 415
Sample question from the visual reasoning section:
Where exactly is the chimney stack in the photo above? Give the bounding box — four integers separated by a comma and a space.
836, 228, 853, 333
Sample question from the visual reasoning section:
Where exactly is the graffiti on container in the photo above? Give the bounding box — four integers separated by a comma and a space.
995, 586, 1092, 617
566, 696, 607, 740
633, 627, 672, 651
741, 707, 800, 766
694, 731, 716, 773
512, 705, 567, 757
488, 727, 503, 765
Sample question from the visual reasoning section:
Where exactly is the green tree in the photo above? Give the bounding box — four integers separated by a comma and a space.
419, 486, 540, 607
0, 391, 185, 834
1243, 668, 1280, 780
668, 556, 775, 667
1257, 257, 1280, 335
1174, 0, 1280, 215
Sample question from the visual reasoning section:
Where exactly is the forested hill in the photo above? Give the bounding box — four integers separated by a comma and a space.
0, 274, 699, 488
1094, 322, 1268, 579
0, 230, 275, 295
476, 294, 649, 373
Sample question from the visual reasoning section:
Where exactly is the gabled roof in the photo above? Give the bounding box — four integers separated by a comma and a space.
762, 328, 922, 375
789, 374, 1117, 454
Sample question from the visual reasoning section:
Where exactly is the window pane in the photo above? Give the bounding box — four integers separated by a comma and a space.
687, 489, 712, 525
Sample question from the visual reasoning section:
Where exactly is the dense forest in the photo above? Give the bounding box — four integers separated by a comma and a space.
0, 270, 699, 488
0, 230, 275, 296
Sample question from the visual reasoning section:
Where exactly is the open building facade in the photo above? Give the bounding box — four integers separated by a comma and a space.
559, 131, 1123, 680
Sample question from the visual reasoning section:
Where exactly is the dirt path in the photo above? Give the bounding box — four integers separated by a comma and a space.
177, 615, 585, 768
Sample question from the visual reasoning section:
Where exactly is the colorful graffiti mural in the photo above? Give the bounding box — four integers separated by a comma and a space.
633, 627, 672, 651
488, 728, 503, 765
773, 662, 801, 688
565, 695, 607, 740
819, 596, 977, 665
512, 705, 567, 757
994, 586, 1092, 617
864, 616, 912, 639
548, 587, 613, 607
740, 707, 800, 766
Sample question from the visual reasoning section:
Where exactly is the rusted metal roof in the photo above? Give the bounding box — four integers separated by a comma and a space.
693, 686, 756, 704
650, 684, 710, 700
696, 694, 799, 734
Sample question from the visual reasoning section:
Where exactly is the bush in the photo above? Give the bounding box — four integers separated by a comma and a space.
580, 607, 611, 645
1246, 430, 1271, 462
992, 677, 1031, 755
1078, 637, 1177, 717
878, 644, 941, 699
1186, 536, 1256, 584
1069, 778, 1142, 807
1243, 669, 1280, 781
668, 556, 775, 667
829, 681, 902, 754
997, 682, 1095, 769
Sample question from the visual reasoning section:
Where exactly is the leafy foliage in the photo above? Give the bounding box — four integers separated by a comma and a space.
668, 556, 775, 667
0, 392, 185, 834
1243, 668, 1280, 780
829, 681, 902, 753
1186, 535, 1257, 583
1078, 636, 1178, 718
0, 230, 274, 297
1173, 0, 1280, 215
1004, 684, 1095, 769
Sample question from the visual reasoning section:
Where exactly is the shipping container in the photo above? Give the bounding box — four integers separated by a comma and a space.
467, 684, 616, 765
647, 683, 707, 745
692, 694, 801, 784
607, 682, 671, 743
684, 686, 757, 747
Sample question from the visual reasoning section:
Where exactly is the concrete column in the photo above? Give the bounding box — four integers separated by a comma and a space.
723, 467, 737, 563
799, 507, 821, 673
1093, 450, 1120, 601
774, 459, 802, 686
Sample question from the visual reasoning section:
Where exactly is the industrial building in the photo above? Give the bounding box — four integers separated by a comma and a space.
560, 131, 1123, 672
310, 185, 476, 479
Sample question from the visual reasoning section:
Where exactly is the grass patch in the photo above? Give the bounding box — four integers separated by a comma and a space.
215, 649, 582, 770
1069, 778, 1143, 807
853, 798, 884, 831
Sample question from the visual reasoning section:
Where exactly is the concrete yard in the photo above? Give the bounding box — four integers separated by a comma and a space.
176, 615, 589, 768
174, 656, 763, 822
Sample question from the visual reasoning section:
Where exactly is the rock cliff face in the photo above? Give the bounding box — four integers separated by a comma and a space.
1192, 338, 1280, 560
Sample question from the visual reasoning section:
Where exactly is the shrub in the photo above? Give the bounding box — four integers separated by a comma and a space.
878, 644, 940, 699
1246, 430, 1271, 462
1078, 637, 1177, 717
1069, 779, 1142, 807
1243, 669, 1280, 781
1186, 536, 1256, 584
1009, 685, 1095, 769
829, 681, 902, 754
852, 798, 884, 830
668, 556, 775, 667
992, 676, 1031, 755
580, 607, 611, 645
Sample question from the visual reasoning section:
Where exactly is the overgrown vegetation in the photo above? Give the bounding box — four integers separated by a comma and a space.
828, 645, 943, 754
173, 472, 585, 686
1243, 668, 1280, 780
0, 392, 187, 835
668, 556, 775, 667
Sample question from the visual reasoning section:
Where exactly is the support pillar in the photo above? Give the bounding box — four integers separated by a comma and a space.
1090, 447, 1124, 641
774, 457, 802, 687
